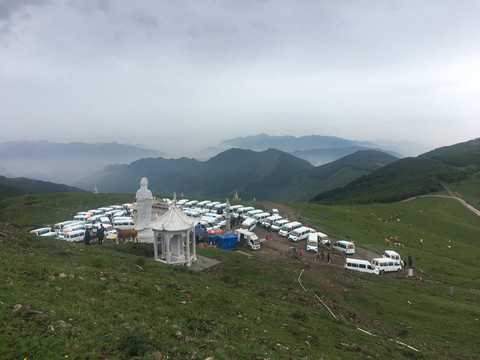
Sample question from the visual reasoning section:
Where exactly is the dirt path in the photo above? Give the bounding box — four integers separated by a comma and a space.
399, 183, 480, 216
241, 201, 410, 275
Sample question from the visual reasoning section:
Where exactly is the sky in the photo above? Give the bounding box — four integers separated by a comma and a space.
1, 0, 479, 157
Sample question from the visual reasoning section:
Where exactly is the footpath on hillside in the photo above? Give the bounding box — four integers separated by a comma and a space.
399, 182, 480, 216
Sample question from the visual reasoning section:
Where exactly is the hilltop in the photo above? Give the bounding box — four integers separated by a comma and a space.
311, 138, 480, 204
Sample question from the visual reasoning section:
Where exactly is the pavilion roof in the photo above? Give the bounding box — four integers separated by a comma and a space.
149, 205, 196, 231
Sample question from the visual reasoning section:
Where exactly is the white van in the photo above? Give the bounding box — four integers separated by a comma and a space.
382, 250, 402, 266
240, 218, 257, 232
197, 200, 211, 209
288, 226, 315, 242
306, 233, 318, 252
316, 232, 331, 246
372, 257, 402, 274
236, 207, 254, 219
279, 221, 302, 237
262, 215, 282, 228
254, 212, 271, 224
73, 213, 93, 222
63, 229, 85, 243
271, 219, 289, 232
112, 218, 135, 230
245, 209, 263, 219
333, 241, 355, 254
54, 220, 76, 233
30, 227, 53, 236
345, 259, 379, 275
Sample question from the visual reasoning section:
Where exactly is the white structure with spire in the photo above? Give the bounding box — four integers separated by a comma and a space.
149, 193, 197, 267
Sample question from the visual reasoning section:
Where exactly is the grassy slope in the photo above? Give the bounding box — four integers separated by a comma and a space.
1, 193, 479, 359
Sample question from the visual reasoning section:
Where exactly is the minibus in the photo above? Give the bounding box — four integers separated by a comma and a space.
382, 250, 402, 265
176, 199, 189, 208
30, 227, 53, 236
279, 221, 302, 237
271, 219, 289, 232
372, 257, 402, 274
316, 232, 331, 246
236, 207, 254, 219
243, 209, 262, 221
262, 215, 282, 228
254, 212, 271, 224
112, 217, 135, 230
333, 240, 355, 254
345, 259, 379, 275
184, 200, 198, 209
62, 229, 86, 243
197, 200, 211, 209
54, 220, 75, 233
240, 218, 257, 232
288, 226, 315, 242
306, 233, 318, 252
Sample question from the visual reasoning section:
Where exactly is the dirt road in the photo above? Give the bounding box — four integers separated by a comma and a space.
233, 201, 401, 273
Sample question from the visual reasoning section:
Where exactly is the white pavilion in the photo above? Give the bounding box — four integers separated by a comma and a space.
149, 193, 198, 267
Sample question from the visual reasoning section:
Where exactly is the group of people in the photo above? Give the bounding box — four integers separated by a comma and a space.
83, 224, 105, 246
265, 234, 273, 241
315, 250, 331, 263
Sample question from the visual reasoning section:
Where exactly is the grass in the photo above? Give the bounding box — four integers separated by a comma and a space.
1, 192, 479, 359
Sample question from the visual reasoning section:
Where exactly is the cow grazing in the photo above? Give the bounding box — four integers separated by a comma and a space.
117, 229, 138, 243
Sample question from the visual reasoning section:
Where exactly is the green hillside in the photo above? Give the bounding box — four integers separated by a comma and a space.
1, 192, 479, 359
311, 138, 480, 204
0, 183, 29, 200
0, 175, 85, 199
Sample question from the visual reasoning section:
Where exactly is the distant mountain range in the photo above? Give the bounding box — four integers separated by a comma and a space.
215, 134, 403, 165
0, 141, 163, 185
0, 175, 85, 200
75, 148, 398, 201
311, 138, 480, 204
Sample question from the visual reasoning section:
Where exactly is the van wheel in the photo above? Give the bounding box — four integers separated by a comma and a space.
397, 268, 401, 272
380, 270, 385, 275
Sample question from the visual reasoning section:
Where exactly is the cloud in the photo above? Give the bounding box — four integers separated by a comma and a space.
0, 0, 479, 157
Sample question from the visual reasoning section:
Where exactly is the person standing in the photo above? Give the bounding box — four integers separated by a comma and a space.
97, 224, 105, 245
316, 251, 320, 261
84, 229, 91, 245
327, 252, 330, 264
408, 255, 412, 269
299, 249, 303, 256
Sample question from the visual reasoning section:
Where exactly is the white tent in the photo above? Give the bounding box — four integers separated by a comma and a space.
149, 194, 197, 267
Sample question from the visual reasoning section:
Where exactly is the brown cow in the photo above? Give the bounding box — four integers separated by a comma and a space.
117, 229, 138, 244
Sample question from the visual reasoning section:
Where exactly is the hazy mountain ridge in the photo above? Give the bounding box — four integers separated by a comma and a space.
0, 141, 164, 184
215, 134, 404, 166
311, 138, 480, 204
75, 148, 395, 201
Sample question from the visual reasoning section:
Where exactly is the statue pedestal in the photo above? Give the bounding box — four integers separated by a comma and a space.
136, 228, 154, 243
408, 268, 413, 277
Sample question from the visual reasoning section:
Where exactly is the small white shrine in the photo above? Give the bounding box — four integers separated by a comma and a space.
149, 193, 197, 267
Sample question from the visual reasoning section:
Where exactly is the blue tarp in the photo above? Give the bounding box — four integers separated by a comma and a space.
195, 225, 208, 236
209, 234, 238, 250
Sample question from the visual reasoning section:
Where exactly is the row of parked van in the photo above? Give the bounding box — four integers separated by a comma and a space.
345, 250, 403, 275
29, 203, 135, 243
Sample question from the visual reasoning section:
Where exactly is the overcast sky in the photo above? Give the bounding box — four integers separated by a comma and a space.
1, 0, 479, 157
